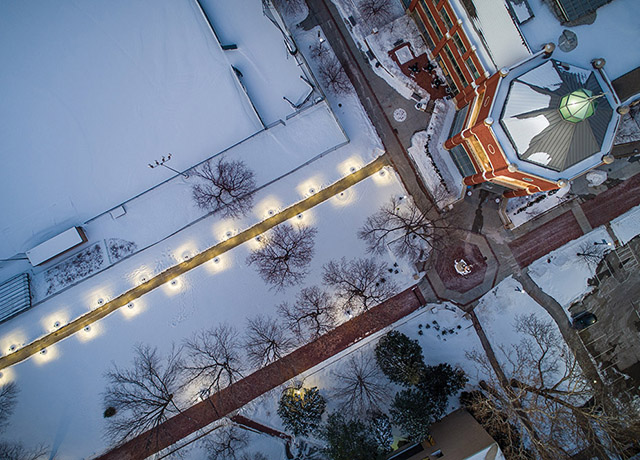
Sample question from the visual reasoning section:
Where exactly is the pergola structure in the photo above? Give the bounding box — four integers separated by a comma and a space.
443, 48, 621, 197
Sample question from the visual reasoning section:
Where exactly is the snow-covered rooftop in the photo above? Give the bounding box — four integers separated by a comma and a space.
0, 0, 310, 259
518, 0, 640, 81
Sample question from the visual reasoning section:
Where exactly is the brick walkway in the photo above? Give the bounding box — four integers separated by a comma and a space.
508, 172, 640, 268
508, 211, 583, 268
97, 286, 425, 460
581, 172, 640, 228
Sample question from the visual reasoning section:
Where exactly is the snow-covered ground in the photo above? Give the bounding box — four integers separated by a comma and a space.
519, 0, 640, 80
528, 226, 613, 312
0, 101, 348, 302
0, 0, 408, 457
0, 171, 414, 459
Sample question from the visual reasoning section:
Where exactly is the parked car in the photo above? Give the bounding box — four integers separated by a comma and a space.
572, 311, 598, 330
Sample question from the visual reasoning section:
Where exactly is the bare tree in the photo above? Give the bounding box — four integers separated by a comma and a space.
330, 351, 390, 417
309, 41, 331, 61
192, 157, 256, 218
103, 344, 184, 448
358, 0, 394, 26
358, 197, 454, 261
466, 314, 640, 459
245, 315, 296, 369
277, 286, 337, 343
0, 443, 47, 460
271, 0, 306, 17
246, 223, 317, 291
0, 381, 18, 430
317, 57, 352, 95
203, 424, 248, 460
182, 324, 244, 397
576, 241, 608, 270
322, 257, 398, 314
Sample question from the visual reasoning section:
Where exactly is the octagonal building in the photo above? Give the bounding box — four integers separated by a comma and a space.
444, 50, 621, 197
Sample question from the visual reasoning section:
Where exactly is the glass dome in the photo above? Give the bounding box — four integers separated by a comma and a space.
559, 88, 597, 123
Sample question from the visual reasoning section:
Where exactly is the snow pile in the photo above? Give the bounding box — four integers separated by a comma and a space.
505, 185, 573, 228
527, 226, 613, 309
610, 204, 640, 244
586, 170, 607, 187
407, 99, 463, 207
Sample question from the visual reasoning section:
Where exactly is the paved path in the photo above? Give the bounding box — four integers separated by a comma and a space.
97, 285, 426, 459
0, 157, 387, 371
508, 172, 640, 268
303, 0, 435, 213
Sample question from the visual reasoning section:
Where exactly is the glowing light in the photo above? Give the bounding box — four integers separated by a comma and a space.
33, 344, 59, 365
77, 322, 103, 343
289, 210, 315, 227
255, 196, 283, 221
174, 242, 198, 263
332, 188, 356, 207
41, 310, 70, 333
372, 167, 393, 185
0, 368, 16, 384
120, 299, 146, 319
296, 175, 325, 199
1, 330, 27, 355
212, 219, 239, 243
206, 255, 230, 274
338, 156, 364, 177
164, 277, 184, 295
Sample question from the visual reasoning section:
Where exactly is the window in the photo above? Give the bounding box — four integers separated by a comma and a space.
443, 45, 468, 87
449, 144, 476, 177
439, 7, 454, 30
452, 32, 466, 55
466, 57, 480, 79
420, 1, 443, 40
449, 104, 469, 138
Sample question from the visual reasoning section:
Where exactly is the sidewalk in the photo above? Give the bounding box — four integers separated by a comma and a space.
97, 285, 426, 459
508, 171, 640, 268
0, 157, 387, 371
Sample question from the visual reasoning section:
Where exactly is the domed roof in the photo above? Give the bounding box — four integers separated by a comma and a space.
499, 59, 613, 172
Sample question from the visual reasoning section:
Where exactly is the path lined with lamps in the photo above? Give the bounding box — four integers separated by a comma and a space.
0, 155, 388, 371
96, 284, 427, 460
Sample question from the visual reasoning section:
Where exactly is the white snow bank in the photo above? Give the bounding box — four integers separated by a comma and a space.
610, 203, 640, 245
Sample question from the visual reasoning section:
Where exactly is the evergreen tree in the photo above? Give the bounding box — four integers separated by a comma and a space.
278, 386, 326, 437
367, 411, 393, 454
390, 386, 440, 442
322, 413, 387, 460
375, 331, 426, 386
421, 363, 467, 402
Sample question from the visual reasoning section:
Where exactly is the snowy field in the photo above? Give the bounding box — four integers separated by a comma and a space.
0, 171, 414, 459
0, 0, 316, 259
519, 0, 640, 81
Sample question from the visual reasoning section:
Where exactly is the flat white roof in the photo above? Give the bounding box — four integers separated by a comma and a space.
452, 0, 531, 70
26, 227, 85, 266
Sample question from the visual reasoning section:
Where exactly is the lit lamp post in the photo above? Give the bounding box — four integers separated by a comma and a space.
148, 153, 189, 178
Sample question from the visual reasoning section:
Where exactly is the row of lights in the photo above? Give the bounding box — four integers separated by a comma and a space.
0, 163, 394, 367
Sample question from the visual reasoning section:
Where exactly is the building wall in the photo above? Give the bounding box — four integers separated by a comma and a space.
407, 0, 488, 108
